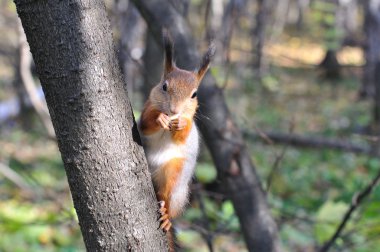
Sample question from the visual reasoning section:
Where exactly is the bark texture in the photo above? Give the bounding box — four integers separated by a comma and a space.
318, 49, 341, 78
253, 0, 271, 75
132, 1, 281, 251
361, 0, 380, 97
14, 1, 167, 251
375, 62, 380, 132
142, 31, 162, 101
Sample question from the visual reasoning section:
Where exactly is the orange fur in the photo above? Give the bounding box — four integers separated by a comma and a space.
139, 100, 161, 135
171, 118, 192, 144
153, 158, 185, 218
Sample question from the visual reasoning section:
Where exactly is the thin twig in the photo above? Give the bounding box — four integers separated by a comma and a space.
266, 145, 287, 191
266, 120, 294, 190
253, 125, 274, 145
340, 233, 380, 251
0, 162, 31, 190
195, 188, 214, 252
220, 0, 240, 90
319, 168, 380, 252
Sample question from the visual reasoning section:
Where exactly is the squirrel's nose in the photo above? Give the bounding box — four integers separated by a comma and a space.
170, 109, 179, 115
170, 106, 180, 115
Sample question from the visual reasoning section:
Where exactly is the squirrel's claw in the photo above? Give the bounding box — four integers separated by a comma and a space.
159, 214, 169, 222
170, 117, 187, 131
158, 200, 172, 232
160, 218, 172, 232
156, 113, 170, 130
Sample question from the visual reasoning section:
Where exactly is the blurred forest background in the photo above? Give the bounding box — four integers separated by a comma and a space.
1, 0, 380, 251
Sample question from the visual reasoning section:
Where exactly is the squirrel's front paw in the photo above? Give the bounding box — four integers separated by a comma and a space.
156, 113, 170, 130
170, 116, 187, 131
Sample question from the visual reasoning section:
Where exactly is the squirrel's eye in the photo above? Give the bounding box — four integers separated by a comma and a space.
191, 91, 197, 99
162, 81, 168, 91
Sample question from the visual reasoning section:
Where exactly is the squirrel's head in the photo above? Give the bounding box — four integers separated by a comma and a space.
150, 30, 215, 117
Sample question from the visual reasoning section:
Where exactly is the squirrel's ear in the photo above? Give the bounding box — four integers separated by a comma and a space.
196, 43, 215, 82
163, 29, 174, 75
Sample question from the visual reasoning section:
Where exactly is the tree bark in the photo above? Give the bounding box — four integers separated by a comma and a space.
374, 62, 380, 152
360, 0, 380, 98
220, 0, 247, 62
375, 62, 380, 126
131, 1, 281, 251
362, 1, 380, 151
318, 49, 341, 78
252, 0, 272, 76
316, 0, 342, 79
142, 30, 162, 101
14, 1, 167, 251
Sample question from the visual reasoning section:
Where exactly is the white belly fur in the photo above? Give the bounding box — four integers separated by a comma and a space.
140, 123, 199, 215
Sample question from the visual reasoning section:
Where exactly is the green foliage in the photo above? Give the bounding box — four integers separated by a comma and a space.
195, 162, 217, 183
262, 74, 280, 92
314, 200, 349, 244
0, 200, 83, 252
0, 128, 83, 252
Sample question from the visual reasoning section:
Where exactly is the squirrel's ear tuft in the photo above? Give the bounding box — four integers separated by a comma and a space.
163, 29, 174, 75
197, 43, 215, 82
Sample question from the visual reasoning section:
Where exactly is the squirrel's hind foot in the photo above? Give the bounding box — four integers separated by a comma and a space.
158, 201, 172, 232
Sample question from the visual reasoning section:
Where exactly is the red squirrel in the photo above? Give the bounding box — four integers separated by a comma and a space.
138, 31, 214, 241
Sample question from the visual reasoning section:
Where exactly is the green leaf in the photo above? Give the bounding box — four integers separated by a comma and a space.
221, 201, 235, 218
282, 224, 313, 246
176, 230, 202, 246
183, 208, 202, 221
314, 201, 349, 244
368, 158, 380, 171
195, 163, 217, 183
262, 75, 280, 92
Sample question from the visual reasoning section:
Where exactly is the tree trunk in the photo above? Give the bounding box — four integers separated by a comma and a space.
296, 0, 310, 29
252, 0, 271, 76
361, 0, 380, 98
169, 0, 190, 17
142, 30, 163, 100
220, 0, 247, 62
374, 62, 380, 149
114, 0, 145, 99
14, 0, 168, 251
314, 0, 342, 79
338, 0, 359, 46
318, 49, 341, 78
131, 1, 281, 251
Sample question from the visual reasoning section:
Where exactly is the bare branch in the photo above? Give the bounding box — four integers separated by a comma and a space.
17, 19, 55, 138
319, 168, 380, 252
0, 162, 31, 190
244, 130, 376, 156
194, 189, 214, 252
266, 120, 294, 191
